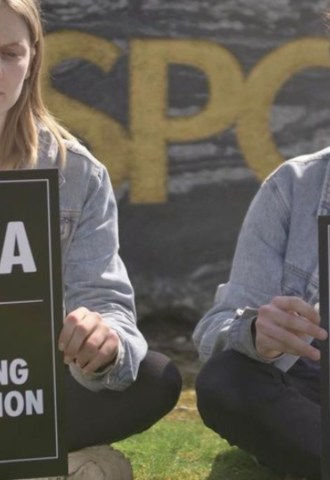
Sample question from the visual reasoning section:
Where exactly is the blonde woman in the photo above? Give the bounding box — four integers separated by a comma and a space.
0, 0, 182, 478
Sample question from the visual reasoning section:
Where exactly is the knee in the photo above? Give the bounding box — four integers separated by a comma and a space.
196, 351, 230, 420
140, 351, 182, 414
195, 350, 255, 426
159, 354, 183, 413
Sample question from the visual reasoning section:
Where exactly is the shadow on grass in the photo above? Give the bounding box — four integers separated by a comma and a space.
206, 448, 279, 480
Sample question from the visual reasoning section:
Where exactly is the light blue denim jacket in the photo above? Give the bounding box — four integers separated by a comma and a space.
37, 127, 147, 391
193, 147, 330, 372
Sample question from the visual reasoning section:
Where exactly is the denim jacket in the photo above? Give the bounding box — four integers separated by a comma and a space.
193, 147, 330, 372
37, 128, 147, 391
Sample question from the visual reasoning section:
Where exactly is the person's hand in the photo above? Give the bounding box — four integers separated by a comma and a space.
255, 296, 328, 360
58, 307, 120, 374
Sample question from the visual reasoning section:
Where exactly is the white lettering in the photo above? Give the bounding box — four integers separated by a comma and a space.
0, 359, 29, 385
0, 222, 36, 274
25, 389, 44, 415
10, 358, 28, 385
0, 360, 44, 417
0, 360, 9, 386
0, 390, 44, 417
4, 391, 25, 417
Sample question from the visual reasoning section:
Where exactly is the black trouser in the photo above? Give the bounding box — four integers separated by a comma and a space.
65, 350, 182, 451
196, 350, 321, 480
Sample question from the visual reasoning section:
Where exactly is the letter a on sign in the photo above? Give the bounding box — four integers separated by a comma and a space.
0, 222, 37, 274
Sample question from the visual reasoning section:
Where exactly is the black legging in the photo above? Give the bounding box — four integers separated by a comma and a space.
65, 350, 182, 450
196, 349, 321, 480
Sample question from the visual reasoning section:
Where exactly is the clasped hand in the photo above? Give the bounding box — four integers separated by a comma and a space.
255, 296, 328, 361
58, 307, 120, 374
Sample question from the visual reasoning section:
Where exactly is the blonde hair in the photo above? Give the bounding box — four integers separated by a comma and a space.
0, 0, 74, 168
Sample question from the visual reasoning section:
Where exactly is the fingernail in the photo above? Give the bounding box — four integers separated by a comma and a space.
59, 343, 65, 351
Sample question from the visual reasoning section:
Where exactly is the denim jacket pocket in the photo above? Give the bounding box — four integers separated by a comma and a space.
282, 262, 318, 303
59, 210, 80, 257
60, 215, 72, 241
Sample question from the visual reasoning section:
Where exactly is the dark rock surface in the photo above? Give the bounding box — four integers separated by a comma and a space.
40, 0, 330, 324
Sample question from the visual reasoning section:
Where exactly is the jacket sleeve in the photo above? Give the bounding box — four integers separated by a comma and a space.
63, 161, 147, 391
193, 175, 291, 365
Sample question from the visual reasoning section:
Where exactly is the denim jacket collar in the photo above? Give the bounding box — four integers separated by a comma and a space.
37, 127, 65, 188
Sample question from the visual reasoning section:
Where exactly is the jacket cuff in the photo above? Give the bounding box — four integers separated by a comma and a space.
228, 307, 282, 363
69, 337, 126, 392
89, 338, 124, 377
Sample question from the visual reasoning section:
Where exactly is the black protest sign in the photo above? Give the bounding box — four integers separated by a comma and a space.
0, 169, 67, 479
319, 216, 330, 480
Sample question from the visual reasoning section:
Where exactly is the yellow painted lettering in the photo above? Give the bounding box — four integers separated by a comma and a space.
237, 38, 330, 179
43, 31, 131, 187
130, 39, 244, 202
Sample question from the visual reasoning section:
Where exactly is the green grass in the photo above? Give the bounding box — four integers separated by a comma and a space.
113, 390, 280, 480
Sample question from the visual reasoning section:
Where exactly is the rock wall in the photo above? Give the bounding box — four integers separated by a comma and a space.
40, 0, 330, 321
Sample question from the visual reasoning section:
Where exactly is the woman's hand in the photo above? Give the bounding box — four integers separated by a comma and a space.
255, 296, 328, 360
58, 307, 120, 374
